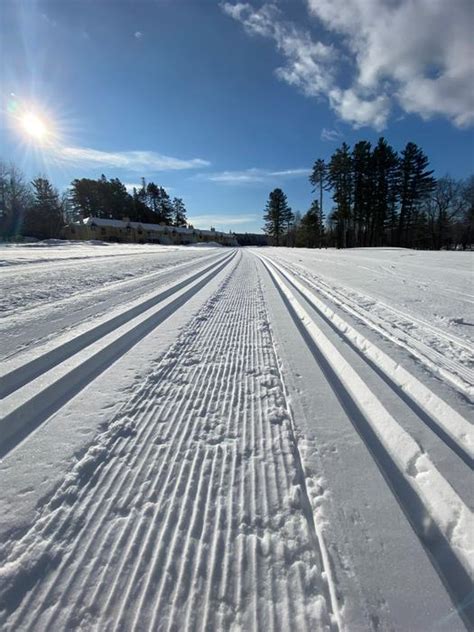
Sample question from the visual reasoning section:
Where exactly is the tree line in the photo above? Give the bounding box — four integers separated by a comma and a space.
263, 138, 474, 250
0, 163, 188, 240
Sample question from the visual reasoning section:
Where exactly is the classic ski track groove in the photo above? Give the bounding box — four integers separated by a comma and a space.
0, 252, 235, 454
4, 257, 240, 631
259, 253, 473, 464
258, 253, 473, 628
269, 255, 474, 398
0, 250, 220, 314
0, 250, 225, 362
1, 253, 337, 632
1, 250, 231, 397
0, 248, 191, 276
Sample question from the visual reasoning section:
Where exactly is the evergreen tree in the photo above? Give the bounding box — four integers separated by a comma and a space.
284, 205, 295, 246
145, 183, 173, 224
172, 197, 187, 227
70, 176, 135, 220
398, 142, 435, 246
309, 159, 327, 223
135, 178, 148, 211
157, 187, 174, 224
327, 142, 353, 247
146, 182, 160, 216
70, 178, 100, 217
23, 177, 63, 239
371, 138, 399, 246
299, 200, 323, 248
263, 188, 292, 246
105, 177, 133, 218
351, 141, 372, 245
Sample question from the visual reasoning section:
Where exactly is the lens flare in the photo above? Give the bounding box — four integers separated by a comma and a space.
20, 112, 49, 141
7, 95, 78, 175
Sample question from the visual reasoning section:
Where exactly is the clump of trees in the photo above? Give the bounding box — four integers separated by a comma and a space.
0, 164, 68, 240
263, 138, 473, 250
69, 176, 187, 227
0, 163, 189, 240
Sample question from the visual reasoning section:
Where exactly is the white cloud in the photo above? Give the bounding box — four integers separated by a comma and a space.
221, 3, 336, 99
328, 88, 390, 130
53, 146, 210, 172
200, 167, 309, 184
134, 31, 143, 39
222, 1, 474, 129
309, 0, 474, 128
320, 127, 343, 142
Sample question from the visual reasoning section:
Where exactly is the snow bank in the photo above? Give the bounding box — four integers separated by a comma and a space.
187, 241, 224, 248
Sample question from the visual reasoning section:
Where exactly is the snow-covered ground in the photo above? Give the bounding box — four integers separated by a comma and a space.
0, 243, 472, 631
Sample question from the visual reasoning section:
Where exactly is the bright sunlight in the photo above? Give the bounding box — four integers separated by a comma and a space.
20, 112, 49, 141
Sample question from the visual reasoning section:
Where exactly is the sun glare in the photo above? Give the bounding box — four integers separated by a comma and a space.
20, 112, 49, 141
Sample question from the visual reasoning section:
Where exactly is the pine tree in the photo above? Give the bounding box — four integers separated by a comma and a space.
371, 138, 399, 246
309, 159, 327, 224
284, 205, 295, 246
172, 197, 187, 227
146, 182, 160, 216
144, 183, 173, 224
398, 142, 435, 247
263, 188, 292, 246
70, 176, 136, 221
70, 178, 100, 218
327, 142, 353, 248
157, 187, 173, 225
299, 200, 322, 248
23, 177, 63, 239
351, 141, 372, 245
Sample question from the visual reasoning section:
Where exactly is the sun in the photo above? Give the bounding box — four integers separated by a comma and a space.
20, 112, 49, 141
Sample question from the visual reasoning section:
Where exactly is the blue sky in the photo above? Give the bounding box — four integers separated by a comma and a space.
1, 0, 473, 233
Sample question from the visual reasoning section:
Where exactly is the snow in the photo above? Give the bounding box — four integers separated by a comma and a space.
188, 240, 224, 247
0, 243, 472, 630
261, 246, 474, 343
259, 253, 473, 456
259, 253, 473, 576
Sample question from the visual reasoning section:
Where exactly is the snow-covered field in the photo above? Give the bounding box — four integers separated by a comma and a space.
0, 242, 472, 631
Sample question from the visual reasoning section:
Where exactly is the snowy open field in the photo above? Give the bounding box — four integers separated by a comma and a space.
0, 242, 473, 631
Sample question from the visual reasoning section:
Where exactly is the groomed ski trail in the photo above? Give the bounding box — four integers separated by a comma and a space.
0, 251, 234, 454
265, 253, 474, 399
257, 252, 473, 629
0, 253, 337, 632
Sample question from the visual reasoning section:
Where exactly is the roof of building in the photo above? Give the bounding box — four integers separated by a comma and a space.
80, 217, 230, 237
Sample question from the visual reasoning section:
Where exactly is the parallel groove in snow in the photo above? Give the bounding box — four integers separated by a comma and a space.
269, 255, 473, 398
0, 254, 336, 631
0, 251, 231, 397
260, 254, 473, 463
0, 250, 225, 364
258, 255, 474, 598
0, 253, 234, 455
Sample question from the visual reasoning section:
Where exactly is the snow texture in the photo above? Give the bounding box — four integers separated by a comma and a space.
0, 242, 472, 631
